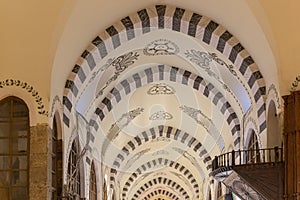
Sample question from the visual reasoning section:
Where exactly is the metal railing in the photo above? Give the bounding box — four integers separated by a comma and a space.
212, 147, 283, 171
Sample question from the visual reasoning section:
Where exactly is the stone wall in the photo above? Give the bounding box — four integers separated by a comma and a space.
29, 123, 48, 200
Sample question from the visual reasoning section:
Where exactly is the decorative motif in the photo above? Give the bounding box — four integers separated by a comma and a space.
185, 49, 212, 69
245, 116, 259, 136
147, 83, 175, 95
151, 136, 171, 143
180, 105, 225, 150
152, 150, 169, 156
149, 111, 173, 120
143, 39, 179, 56
109, 107, 144, 140
291, 75, 300, 91
209, 52, 252, 105
136, 172, 151, 183
50, 95, 61, 117
267, 84, 281, 109
170, 172, 190, 185
88, 58, 115, 84
0, 79, 48, 116
96, 51, 139, 97
123, 148, 150, 170
154, 172, 167, 177
185, 49, 251, 112
180, 105, 211, 128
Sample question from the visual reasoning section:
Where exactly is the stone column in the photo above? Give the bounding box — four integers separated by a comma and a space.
283, 91, 300, 199
29, 123, 48, 200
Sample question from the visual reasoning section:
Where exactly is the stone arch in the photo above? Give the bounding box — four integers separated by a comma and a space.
141, 188, 179, 200
63, 4, 266, 133
108, 125, 212, 189
89, 65, 240, 149
131, 177, 190, 200
121, 157, 201, 199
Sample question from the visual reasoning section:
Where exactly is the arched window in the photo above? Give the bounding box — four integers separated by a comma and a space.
0, 96, 29, 200
103, 179, 107, 200
247, 130, 260, 163
208, 188, 212, 200
51, 115, 63, 199
217, 182, 222, 199
89, 161, 97, 200
66, 140, 81, 199
112, 190, 115, 200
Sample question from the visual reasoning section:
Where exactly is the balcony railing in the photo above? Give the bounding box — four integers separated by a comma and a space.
212, 147, 283, 171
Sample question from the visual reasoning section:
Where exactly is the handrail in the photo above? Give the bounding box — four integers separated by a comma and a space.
212, 146, 283, 171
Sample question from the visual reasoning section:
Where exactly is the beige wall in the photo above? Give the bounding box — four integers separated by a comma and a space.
29, 124, 48, 200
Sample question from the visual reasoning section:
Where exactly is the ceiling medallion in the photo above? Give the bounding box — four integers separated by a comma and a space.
149, 111, 173, 120
143, 39, 179, 56
147, 83, 175, 95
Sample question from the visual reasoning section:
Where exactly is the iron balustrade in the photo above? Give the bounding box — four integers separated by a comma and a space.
212, 147, 283, 171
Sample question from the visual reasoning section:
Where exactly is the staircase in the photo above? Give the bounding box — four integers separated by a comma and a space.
210, 147, 284, 200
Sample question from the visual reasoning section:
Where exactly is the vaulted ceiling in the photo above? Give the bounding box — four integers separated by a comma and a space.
62, 3, 268, 199
1, 0, 299, 199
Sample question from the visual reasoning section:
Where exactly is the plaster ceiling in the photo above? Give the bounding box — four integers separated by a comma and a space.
1, 0, 299, 199
69, 5, 261, 198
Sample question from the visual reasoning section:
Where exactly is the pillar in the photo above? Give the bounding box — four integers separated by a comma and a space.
29, 123, 48, 200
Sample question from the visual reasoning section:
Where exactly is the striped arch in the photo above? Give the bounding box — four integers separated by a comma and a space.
121, 158, 201, 199
109, 125, 212, 189
131, 177, 190, 200
142, 189, 179, 200
63, 4, 266, 132
89, 65, 240, 148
